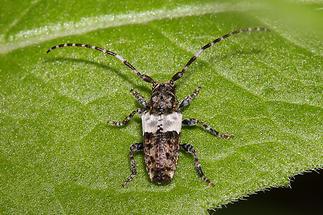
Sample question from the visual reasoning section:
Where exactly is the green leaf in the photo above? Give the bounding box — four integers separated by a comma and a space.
1, 0, 322, 214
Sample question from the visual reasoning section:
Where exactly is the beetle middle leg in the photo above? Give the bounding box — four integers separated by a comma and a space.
123, 142, 143, 187
181, 143, 214, 186
110, 108, 142, 127
182, 118, 233, 139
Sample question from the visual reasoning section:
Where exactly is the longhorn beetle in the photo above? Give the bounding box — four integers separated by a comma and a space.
47, 27, 269, 187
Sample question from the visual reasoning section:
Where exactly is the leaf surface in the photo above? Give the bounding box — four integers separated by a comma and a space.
1, 0, 322, 214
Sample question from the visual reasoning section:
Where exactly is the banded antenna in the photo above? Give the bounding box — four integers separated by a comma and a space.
170, 27, 270, 83
47, 43, 156, 84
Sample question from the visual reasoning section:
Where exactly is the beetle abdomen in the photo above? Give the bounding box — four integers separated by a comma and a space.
144, 131, 180, 184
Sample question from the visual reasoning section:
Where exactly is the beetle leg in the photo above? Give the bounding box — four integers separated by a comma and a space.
182, 118, 233, 139
181, 143, 214, 186
179, 87, 201, 111
130, 89, 148, 108
110, 108, 142, 127
122, 143, 143, 187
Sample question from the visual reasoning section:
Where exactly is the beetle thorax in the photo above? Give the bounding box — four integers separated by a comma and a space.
149, 83, 177, 114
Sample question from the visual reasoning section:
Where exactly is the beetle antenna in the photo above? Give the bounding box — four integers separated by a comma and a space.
170, 27, 269, 83
47, 43, 156, 84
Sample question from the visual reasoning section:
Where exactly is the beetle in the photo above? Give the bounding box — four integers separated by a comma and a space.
47, 27, 268, 187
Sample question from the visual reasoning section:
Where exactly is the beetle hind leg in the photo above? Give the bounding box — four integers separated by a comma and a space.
181, 143, 214, 187
122, 143, 143, 187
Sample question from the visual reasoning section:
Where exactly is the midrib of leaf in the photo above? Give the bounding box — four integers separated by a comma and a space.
0, 1, 260, 54
1, 0, 42, 36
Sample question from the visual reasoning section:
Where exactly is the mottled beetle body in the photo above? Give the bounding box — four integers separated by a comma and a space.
143, 83, 182, 184
47, 27, 269, 186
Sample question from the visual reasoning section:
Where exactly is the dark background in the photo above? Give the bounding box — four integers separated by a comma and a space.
209, 169, 323, 215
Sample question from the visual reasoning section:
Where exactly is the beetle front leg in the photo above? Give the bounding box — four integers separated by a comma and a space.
123, 142, 143, 187
182, 118, 233, 139
181, 143, 214, 187
130, 89, 148, 108
179, 87, 201, 111
110, 108, 142, 127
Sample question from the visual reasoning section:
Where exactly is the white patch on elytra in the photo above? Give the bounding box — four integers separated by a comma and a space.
141, 112, 182, 134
